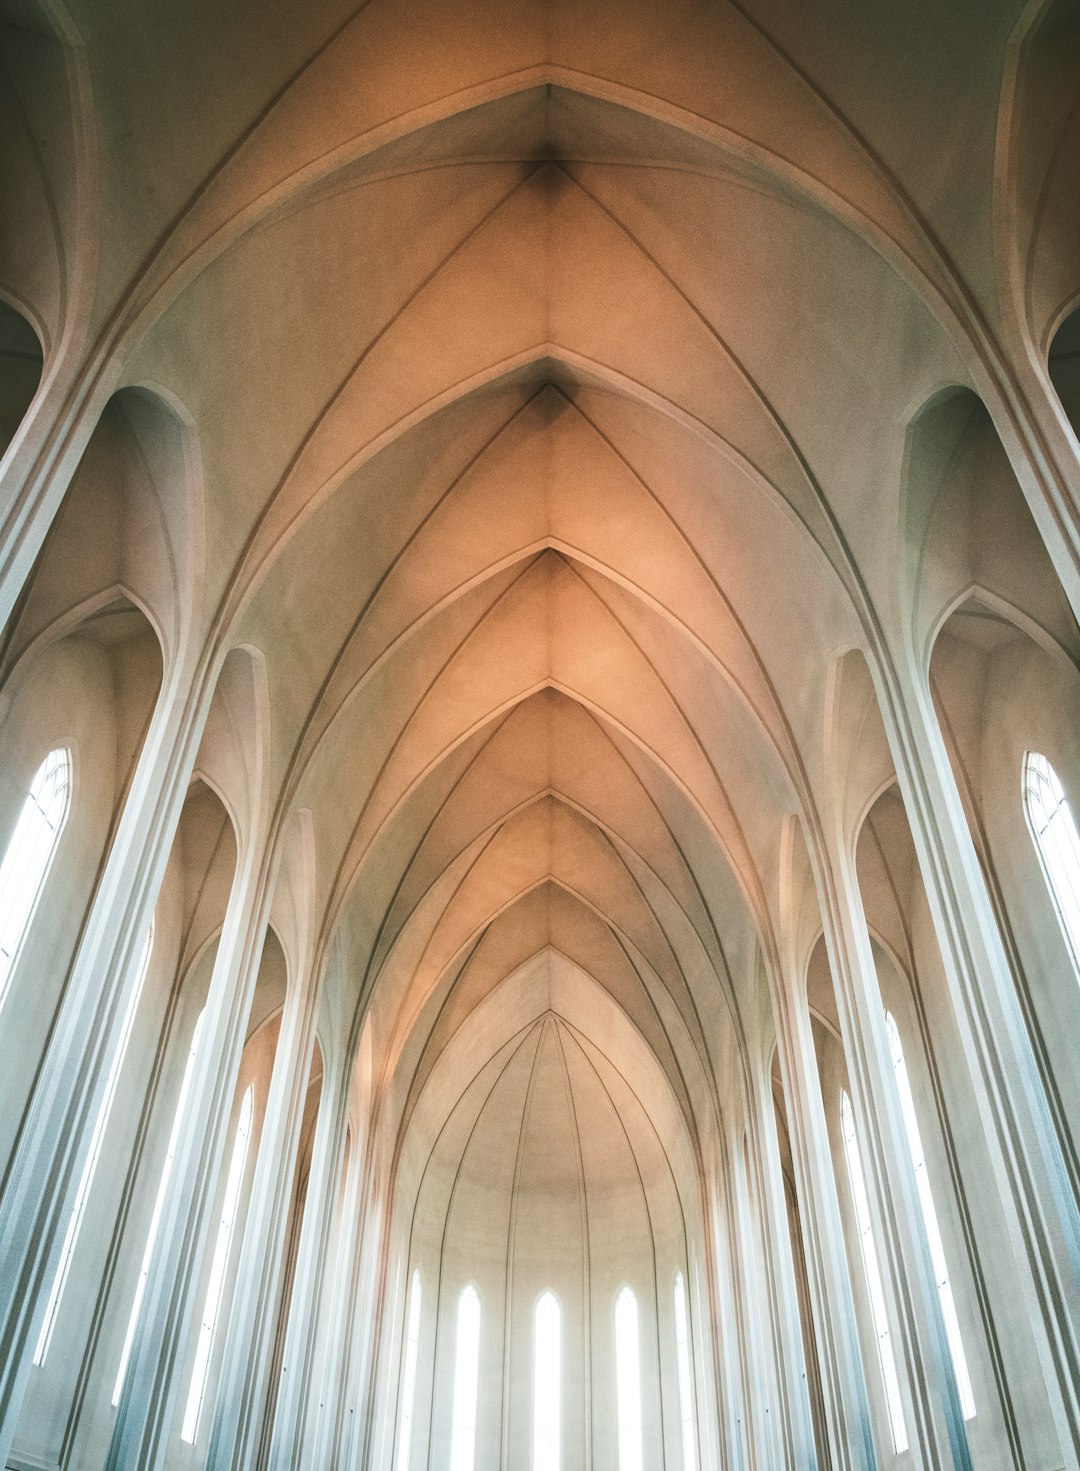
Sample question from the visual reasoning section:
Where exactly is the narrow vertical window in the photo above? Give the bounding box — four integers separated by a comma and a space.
533, 1291, 560, 1471
0, 747, 71, 1015
1023, 752, 1080, 971
450, 1284, 481, 1471
396, 1268, 422, 1471
181, 1084, 254, 1443
34, 924, 155, 1365
840, 1090, 908, 1454
113, 1008, 205, 1406
674, 1272, 697, 1471
615, 1287, 643, 1471
886, 1013, 976, 1419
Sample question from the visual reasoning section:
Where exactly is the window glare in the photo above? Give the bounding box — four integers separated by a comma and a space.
674, 1272, 697, 1471
34, 924, 154, 1366
449, 1285, 481, 1471
1024, 752, 1080, 970
841, 1091, 908, 1454
615, 1287, 643, 1471
113, 1008, 205, 1407
533, 1291, 560, 1471
0, 747, 71, 1015
886, 1014, 975, 1420
395, 1269, 423, 1471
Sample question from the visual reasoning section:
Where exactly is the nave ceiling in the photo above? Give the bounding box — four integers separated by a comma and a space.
2, 0, 1079, 1219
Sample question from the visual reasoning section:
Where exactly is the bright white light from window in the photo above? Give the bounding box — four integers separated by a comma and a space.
615, 1287, 643, 1471
0, 747, 71, 1016
395, 1268, 423, 1471
533, 1291, 560, 1471
181, 1085, 253, 1444
885, 1013, 976, 1420
1024, 751, 1080, 971
34, 924, 155, 1366
674, 1272, 697, 1471
113, 1008, 205, 1407
841, 1090, 908, 1454
450, 1284, 481, 1471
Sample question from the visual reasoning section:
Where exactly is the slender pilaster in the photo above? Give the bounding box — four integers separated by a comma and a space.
769, 970, 878, 1471
103, 830, 279, 1471
820, 843, 972, 1471
0, 658, 209, 1469
309, 1129, 364, 1466
747, 1059, 821, 1470
261, 1062, 347, 1471
203, 956, 330, 1471
878, 653, 1080, 1467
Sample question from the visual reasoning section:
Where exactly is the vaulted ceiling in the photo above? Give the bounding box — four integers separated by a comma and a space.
3, 0, 1078, 1214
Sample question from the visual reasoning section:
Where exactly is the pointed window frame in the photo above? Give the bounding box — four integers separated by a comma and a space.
1023, 751, 1080, 975
533, 1289, 561, 1471
449, 1283, 481, 1471
615, 1285, 644, 1471
673, 1271, 697, 1471
395, 1267, 423, 1471
0, 746, 72, 1016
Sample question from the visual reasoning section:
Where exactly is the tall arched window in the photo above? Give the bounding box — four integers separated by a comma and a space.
533, 1290, 560, 1471
34, 924, 155, 1365
885, 1013, 976, 1419
181, 1084, 254, 1443
673, 1272, 697, 1471
615, 1286, 643, 1471
0, 746, 71, 1015
450, 1284, 481, 1471
1023, 751, 1080, 970
113, 1008, 205, 1406
840, 1090, 908, 1454
395, 1268, 422, 1471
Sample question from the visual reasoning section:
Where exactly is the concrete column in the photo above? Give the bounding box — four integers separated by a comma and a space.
747, 1062, 821, 1471
769, 971, 878, 1471
820, 843, 973, 1471
979, 312, 1080, 620
711, 1158, 751, 1471
0, 658, 209, 1469
202, 954, 329, 1471
309, 1132, 364, 1466
262, 1064, 347, 1471
339, 1179, 392, 1471
103, 829, 279, 1471
730, 1132, 780, 1471
878, 653, 1080, 1467
0, 351, 117, 632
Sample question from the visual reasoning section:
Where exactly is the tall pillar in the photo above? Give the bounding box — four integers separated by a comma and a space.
979, 310, 1080, 620
768, 963, 879, 1471
337, 1179, 392, 1471
0, 355, 117, 632
877, 651, 1080, 1466
0, 658, 210, 1469
309, 1128, 364, 1466
819, 841, 972, 1471
730, 1129, 781, 1471
261, 1062, 347, 1471
202, 953, 331, 1471
103, 830, 278, 1471
746, 1059, 821, 1471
